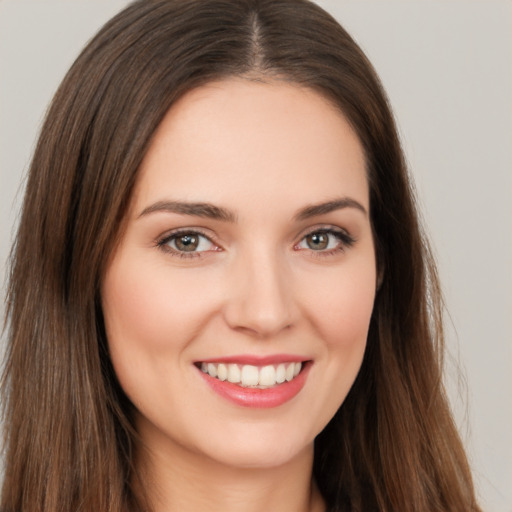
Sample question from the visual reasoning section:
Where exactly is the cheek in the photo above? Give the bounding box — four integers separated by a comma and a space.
102, 269, 170, 355
102, 257, 215, 356
101, 256, 215, 417
305, 256, 376, 352
291, 255, 376, 435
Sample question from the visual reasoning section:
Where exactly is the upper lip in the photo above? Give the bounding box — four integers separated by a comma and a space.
196, 354, 310, 366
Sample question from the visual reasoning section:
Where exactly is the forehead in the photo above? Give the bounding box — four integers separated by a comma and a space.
132, 78, 368, 217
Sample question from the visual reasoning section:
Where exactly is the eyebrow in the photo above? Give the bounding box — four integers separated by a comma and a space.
138, 200, 237, 222
138, 196, 367, 223
294, 197, 367, 220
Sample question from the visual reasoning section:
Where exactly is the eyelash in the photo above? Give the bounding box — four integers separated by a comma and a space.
157, 229, 218, 259
156, 226, 356, 259
294, 227, 356, 257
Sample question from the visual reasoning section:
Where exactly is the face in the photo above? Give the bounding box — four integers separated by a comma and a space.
102, 79, 376, 471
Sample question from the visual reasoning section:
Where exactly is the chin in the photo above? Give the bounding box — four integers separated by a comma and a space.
188, 422, 316, 471
204, 441, 313, 471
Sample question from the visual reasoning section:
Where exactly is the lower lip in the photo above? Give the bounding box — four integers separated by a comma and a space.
197, 363, 311, 408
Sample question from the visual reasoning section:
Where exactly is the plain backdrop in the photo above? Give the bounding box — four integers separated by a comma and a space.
0, 1, 511, 510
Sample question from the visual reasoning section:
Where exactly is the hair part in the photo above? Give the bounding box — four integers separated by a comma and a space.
2, 1, 480, 511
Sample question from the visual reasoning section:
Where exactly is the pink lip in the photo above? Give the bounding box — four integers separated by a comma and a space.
196, 360, 312, 409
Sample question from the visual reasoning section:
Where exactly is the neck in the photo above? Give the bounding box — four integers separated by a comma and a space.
134, 434, 325, 512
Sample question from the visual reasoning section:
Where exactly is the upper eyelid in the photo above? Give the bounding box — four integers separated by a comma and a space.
158, 227, 218, 242
296, 224, 352, 239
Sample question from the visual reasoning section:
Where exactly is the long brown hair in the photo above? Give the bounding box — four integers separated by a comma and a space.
1, 1, 480, 510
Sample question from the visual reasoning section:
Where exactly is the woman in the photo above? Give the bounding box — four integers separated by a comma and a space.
1, 0, 481, 511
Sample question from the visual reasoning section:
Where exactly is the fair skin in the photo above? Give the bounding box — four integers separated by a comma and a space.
102, 78, 377, 512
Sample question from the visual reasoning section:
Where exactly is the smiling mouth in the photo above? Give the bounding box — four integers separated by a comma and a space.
197, 361, 304, 389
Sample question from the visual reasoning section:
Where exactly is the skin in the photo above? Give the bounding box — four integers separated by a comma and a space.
102, 78, 377, 512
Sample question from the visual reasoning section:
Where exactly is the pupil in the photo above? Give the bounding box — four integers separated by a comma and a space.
307, 232, 328, 250
176, 234, 198, 251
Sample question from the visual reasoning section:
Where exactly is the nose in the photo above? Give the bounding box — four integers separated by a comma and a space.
222, 249, 296, 338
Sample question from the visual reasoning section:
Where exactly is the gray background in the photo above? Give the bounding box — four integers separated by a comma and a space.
0, 1, 511, 510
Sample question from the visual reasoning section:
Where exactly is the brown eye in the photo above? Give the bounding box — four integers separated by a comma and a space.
296, 228, 354, 254
174, 233, 200, 252
305, 232, 329, 250
160, 231, 216, 255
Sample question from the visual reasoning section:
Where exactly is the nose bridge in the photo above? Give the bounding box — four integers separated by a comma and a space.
223, 243, 294, 337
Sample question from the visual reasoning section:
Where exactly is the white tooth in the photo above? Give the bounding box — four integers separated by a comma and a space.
207, 363, 217, 378
217, 363, 228, 381
276, 364, 286, 383
227, 364, 241, 383
285, 363, 295, 382
259, 365, 276, 387
293, 362, 302, 377
241, 365, 259, 387
201, 362, 208, 373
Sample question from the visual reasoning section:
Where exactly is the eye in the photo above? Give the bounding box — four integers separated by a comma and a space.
296, 228, 355, 253
158, 230, 218, 256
